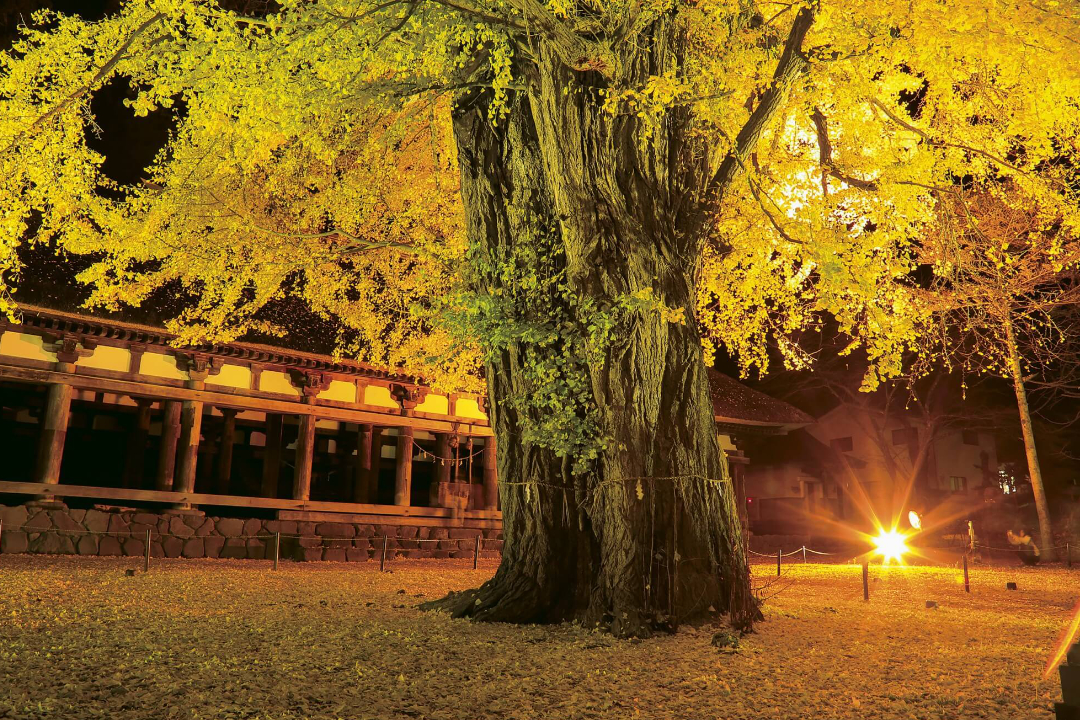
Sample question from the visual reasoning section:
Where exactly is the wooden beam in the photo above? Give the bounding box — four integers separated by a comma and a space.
456, 436, 473, 484
369, 426, 384, 503
355, 424, 373, 503
430, 432, 452, 507
483, 437, 498, 511
435, 433, 452, 484
123, 398, 153, 489
0, 363, 492, 436
0, 480, 502, 521
277, 509, 502, 530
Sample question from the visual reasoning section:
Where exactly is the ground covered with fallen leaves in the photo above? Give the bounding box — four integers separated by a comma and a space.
1, 555, 1076, 719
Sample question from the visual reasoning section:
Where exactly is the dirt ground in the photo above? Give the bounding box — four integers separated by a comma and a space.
1, 554, 1076, 719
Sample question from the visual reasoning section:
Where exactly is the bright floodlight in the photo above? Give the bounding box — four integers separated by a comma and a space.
908, 511, 922, 530
872, 529, 909, 563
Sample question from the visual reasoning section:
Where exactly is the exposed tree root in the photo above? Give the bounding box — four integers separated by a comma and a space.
420, 570, 550, 623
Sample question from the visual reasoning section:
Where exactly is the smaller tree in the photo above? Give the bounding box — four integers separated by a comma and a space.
918, 188, 1080, 560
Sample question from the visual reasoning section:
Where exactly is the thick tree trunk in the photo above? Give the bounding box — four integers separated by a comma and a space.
423, 91, 595, 624
427, 20, 756, 634
1005, 319, 1055, 561
529, 28, 753, 631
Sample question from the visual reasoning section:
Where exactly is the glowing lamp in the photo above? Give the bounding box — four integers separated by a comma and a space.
908, 511, 922, 530
872, 529, 909, 563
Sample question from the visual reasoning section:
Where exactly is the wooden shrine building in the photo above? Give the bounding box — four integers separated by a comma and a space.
0, 305, 810, 560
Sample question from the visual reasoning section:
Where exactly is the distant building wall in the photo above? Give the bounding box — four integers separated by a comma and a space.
744, 402, 998, 535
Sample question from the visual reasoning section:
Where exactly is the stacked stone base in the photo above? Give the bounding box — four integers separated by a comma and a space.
0, 504, 502, 562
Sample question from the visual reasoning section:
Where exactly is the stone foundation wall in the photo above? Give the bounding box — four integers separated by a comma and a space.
0, 504, 503, 562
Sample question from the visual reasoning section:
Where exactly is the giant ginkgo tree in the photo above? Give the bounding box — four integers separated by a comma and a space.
1, 0, 1078, 635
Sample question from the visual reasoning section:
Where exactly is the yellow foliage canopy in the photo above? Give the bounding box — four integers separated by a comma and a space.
0, 0, 1077, 390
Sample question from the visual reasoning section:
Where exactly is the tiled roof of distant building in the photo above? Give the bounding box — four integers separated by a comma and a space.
707, 368, 814, 430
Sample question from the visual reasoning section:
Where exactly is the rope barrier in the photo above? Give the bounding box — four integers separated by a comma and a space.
749, 546, 840, 558
973, 542, 1071, 553
8, 524, 1068, 571
413, 443, 486, 465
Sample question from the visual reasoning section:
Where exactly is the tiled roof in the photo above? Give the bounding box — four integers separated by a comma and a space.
707, 369, 814, 429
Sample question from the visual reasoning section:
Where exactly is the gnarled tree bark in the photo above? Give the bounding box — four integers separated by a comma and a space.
427, 8, 814, 636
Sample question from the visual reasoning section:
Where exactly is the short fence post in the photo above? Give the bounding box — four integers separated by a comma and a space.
273, 532, 280, 571
380, 536, 388, 572
777, 548, 782, 577
802, 546, 807, 564
963, 553, 970, 593
862, 559, 869, 601
144, 528, 151, 573
473, 535, 481, 569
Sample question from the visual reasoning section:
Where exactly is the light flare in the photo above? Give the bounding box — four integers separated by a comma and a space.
1044, 598, 1080, 679
908, 511, 922, 530
872, 528, 909, 563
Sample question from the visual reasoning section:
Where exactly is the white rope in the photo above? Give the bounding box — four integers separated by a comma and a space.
413, 444, 485, 464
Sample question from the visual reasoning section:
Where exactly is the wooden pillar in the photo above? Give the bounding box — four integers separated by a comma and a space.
355, 424, 373, 503
429, 432, 453, 507
155, 400, 182, 491
335, 422, 353, 502
394, 427, 414, 506
196, 416, 218, 491
34, 382, 73, 485
728, 450, 750, 538
483, 437, 498, 511
123, 398, 153, 488
293, 414, 316, 502
261, 413, 283, 498
435, 433, 452, 484
455, 436, 471, 484
172, 399, 204, 500
369, 426, 384, 503
215, 409, 237, 495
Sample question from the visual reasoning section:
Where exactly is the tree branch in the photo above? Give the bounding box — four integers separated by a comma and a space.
503, 0, 607, 72
423, 0, 528, 30
701, 5, 816, 212
6, 11, 166, 151
810, 107, 879, 193
869, 97, 1038, 182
